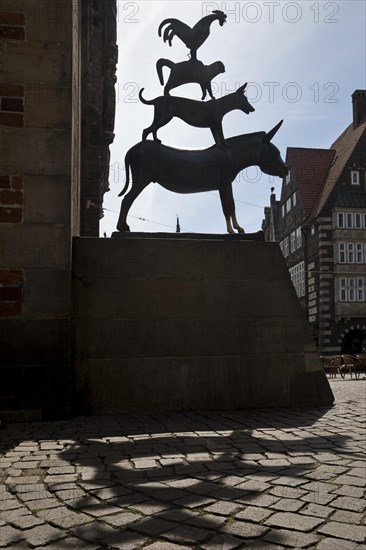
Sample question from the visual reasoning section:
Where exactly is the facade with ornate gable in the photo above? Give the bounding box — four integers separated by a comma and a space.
264, 90, 366, 355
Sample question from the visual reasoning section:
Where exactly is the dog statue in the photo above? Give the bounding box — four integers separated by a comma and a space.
156, 58, 225, 100
139, 83, 254, 146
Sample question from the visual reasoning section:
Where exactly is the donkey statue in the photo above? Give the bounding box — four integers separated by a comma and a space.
117, 121, 288, 234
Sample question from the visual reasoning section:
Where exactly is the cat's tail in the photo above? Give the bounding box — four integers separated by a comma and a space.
156, 58, 174, 86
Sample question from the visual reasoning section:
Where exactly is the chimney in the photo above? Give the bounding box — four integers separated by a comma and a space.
352, 90, 366, 129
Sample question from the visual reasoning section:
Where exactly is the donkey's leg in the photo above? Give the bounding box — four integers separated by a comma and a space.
117, 178, 150, 231
232, 212, 245, 233
220, 184, 244, 234
219, 186, 235, 234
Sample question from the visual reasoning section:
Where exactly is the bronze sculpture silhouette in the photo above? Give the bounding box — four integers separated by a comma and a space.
117, 121, 288, 234
139, 83, 254, 145
117, 9, 288, 234
156, 58, 225, 100
158, 10, 227, 60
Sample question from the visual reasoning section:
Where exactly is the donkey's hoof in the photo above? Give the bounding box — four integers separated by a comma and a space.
117, 224, 130, 232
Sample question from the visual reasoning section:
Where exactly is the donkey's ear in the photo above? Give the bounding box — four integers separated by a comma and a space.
266, 120, 283, 141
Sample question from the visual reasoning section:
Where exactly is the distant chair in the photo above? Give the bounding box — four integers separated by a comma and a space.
352, 353, 366, 379
320, 355, 340, 378
340, 354, 357, 378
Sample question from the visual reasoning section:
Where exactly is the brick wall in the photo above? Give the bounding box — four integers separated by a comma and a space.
0, 269, 23, 317
0, 0, 74, 419
0, 11, 25, 41
0, 175, 23, 223
0, 0, 117, 419
0, 84, 25, 128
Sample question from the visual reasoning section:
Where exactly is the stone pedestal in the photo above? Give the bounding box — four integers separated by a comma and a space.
73, 235, 334, 413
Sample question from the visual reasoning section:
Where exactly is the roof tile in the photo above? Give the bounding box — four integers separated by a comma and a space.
285, 148, 335, 216
311, 120, 366, 218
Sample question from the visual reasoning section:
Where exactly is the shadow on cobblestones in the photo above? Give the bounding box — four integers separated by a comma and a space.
2, 391, 365, 549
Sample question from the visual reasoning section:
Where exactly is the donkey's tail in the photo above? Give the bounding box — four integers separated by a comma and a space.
156, 58, 174, 86
118, 152, 131, 197
138, 88, 155, 105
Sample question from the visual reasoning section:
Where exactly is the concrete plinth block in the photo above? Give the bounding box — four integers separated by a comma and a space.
73, 235, 334, 413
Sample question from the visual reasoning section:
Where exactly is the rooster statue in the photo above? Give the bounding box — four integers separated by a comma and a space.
158, 10, 227, 60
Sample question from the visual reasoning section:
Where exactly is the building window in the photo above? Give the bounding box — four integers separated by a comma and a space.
338, 211, 366, 228
285, 171, 291, 185
311, 224, 315, 235
339, 242, 365, 264
356, 243, 364, 263
289, 261, 305, 298
340, 279, 347, 301
296, 227, 302, 249
349, 278, 355, 301
339, 243, 346, 263
281, 204, 285, 218
292, 192, 297, 207
347, 243, 354, 263
339, 278, 365, 302
290, 231, 296, 253
280, 237, 289, 257
357, 278, 364, 301
351, 170, 360, 185
286, 197, 292, 213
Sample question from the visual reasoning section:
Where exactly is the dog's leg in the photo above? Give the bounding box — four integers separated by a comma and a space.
211, 124, 228, 147
142, 128, 151, 141
216, 123, 228, 146
211, 126, 221, 145
152, 130, 161, 143
142, 125, 162, 143
149, 110, 173, 143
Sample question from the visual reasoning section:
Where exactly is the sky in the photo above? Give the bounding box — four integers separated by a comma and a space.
101, 0, 366, 236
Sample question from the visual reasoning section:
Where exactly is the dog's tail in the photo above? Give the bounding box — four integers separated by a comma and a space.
156, 58, 174, 86
118, 151, 131, 197
138, 88, 155, 105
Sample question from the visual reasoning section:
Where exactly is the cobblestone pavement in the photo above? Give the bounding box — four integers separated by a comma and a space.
0, 379, 365, 550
